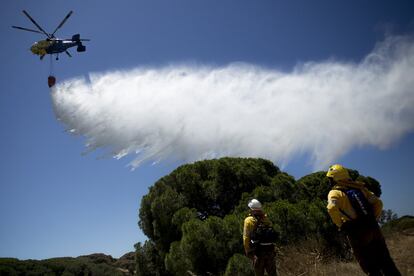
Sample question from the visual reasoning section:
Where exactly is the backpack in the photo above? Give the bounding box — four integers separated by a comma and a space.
342, 188, 374, 219
250, 216, 278, 246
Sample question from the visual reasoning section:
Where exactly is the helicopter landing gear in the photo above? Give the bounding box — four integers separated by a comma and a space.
56, 55, 59, 61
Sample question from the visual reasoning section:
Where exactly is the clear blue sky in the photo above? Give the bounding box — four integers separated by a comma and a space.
1, 0, 413, 260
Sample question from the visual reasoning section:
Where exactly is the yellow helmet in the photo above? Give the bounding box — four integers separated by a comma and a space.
326, 164, 351, 182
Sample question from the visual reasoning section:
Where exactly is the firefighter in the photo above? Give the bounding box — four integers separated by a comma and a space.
326, 164, 401, 276
243, 199, 277, 276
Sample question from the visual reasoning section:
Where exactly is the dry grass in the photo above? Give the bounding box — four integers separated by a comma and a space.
276, 231, 414, 276
276, 242, 363, 276
385, 231, 414, 276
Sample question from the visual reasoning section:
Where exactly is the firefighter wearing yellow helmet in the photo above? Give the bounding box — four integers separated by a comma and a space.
326, 164, 401, 275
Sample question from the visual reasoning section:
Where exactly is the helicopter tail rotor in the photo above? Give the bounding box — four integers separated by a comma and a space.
67, 34, 88, 52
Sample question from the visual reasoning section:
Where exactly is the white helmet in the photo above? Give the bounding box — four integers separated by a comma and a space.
248, 199, 262, 210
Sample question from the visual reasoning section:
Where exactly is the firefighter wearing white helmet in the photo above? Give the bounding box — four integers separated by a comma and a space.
326, 164, 401, 276
248, 199, 262, 210
243, 199, 277, 276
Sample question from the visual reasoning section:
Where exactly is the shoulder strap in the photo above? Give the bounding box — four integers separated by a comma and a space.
336, 187, 374, 218
252, 214, 262, 228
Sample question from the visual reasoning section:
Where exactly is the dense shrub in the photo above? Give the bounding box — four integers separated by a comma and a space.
136, 157, 382, 275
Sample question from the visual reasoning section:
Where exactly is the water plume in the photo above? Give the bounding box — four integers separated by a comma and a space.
51, 36, 414, 169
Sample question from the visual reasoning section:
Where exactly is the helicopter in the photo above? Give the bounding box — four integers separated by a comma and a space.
12, 10, 90, 60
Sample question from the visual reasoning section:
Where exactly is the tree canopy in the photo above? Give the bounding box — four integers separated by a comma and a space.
136, 157, 382, 275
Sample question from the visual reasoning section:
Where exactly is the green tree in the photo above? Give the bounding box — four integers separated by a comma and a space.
379, 209, 399, 226
136, 157, 382, 275
138, 158, 281, 275
295, 172, 331, 201
271, 173, 296, 202
224, 254, 254, 276
356, 175, 382, 197
135, 241, 168, 276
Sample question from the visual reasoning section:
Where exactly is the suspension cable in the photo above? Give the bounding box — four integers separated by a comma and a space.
49, 54, 54, 75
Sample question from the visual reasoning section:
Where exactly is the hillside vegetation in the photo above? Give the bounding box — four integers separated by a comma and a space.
2, 158, 411, 275
135, 157, 390, 275
0, 252, 134, 276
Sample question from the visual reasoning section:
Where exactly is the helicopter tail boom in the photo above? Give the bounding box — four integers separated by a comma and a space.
70, 34, 87, 52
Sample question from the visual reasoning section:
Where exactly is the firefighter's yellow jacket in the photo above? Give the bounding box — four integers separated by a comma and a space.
327, 180, 383, 228
243, 213, 273, 255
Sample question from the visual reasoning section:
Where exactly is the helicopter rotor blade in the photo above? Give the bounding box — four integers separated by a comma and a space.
51, 11, 73, 37
12, 25, 44, 34
22, 10, 50, 38
65, 50, 72, 57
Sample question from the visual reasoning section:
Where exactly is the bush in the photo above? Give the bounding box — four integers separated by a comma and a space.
136, 157, 381, 275
224, 254, 254, 276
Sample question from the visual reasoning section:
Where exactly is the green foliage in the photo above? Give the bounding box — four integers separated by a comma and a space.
135, 241, 168, 276
172, 207, 197, 236
295, 172, 331, 201
136, 157, 383, 275
271, 173, 296, 202
345, 168, 382, 196
224, 254, 254, 276
379, 209, 399, 226
165, 241, 193, 275
139, 158, 280, 255
114, 252, 135, 274
166, 214, 244, 275
347, 168, 360, 181
265, 200, 307, 243
357, 176, 382, 197
139, 182, 187, 252
264, 199, 332, 244
381, 215, 414, 235
0, 255, 127, 276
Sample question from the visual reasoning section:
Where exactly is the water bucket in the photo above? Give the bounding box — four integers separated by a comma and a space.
48, 75, 56, 88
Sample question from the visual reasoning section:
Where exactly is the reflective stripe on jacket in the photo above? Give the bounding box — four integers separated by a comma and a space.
243, 213, 273, 254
